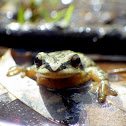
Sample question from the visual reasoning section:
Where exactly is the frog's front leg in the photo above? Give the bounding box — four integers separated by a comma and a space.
7, 65, 36, 78
85, 67, 117, 103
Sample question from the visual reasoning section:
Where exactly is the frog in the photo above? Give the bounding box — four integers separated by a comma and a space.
7, 50, 117, 103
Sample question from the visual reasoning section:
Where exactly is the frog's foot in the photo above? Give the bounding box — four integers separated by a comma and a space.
7, 66, 26, 77
97, 80, 117, 103
7, 65, 36, 78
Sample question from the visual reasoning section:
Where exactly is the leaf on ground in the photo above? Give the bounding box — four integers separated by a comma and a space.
0, 49, 125, 126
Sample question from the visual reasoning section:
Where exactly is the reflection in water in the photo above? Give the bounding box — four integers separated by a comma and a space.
39, 80, 95, 125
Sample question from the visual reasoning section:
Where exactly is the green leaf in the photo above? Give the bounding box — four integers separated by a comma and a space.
63, 4, 74, 24
17, 5, 25, 23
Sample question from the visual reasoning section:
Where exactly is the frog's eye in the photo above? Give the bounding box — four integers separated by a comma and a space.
71, 54, 81, 67
34, 55, 42, 67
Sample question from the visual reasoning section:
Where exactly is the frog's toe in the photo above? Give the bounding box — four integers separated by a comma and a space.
106, 85, 117, 96
7, 66, 21, 76
97, 83, 106, 103
97, 81, 117, 103
98, 95, 106, 103
7, 66, 27, 77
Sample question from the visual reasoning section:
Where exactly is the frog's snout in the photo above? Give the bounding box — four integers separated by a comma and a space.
45, 64, 67, 72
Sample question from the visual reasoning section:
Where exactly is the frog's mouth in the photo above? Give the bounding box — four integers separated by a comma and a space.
36, 66, 82, 79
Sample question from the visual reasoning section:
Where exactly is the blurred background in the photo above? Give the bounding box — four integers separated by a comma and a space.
0, 0, 126, 54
